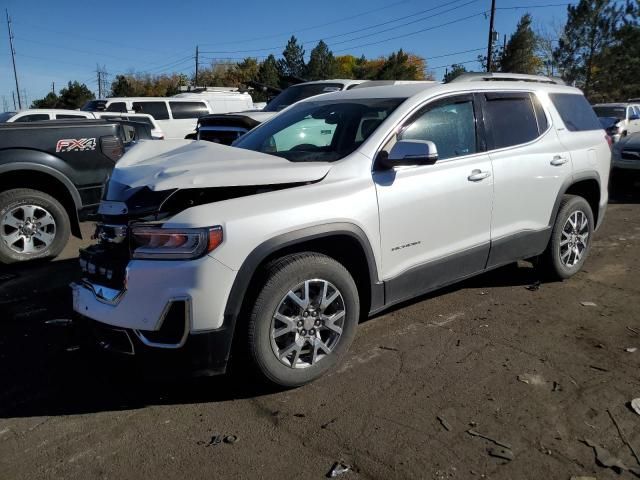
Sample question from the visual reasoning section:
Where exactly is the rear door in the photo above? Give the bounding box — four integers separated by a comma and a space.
481, 91, 568, 267
373, 93, 494, 303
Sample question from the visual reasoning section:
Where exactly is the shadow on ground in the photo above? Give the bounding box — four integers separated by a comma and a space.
0, 256, 546, 419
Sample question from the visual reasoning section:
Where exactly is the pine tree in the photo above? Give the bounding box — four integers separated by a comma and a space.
56, 81, 94, 109
500, 14, 542, 74
278, 36, 306, 79
553, 0, 623, 95
376, 49, 419, 80
306, 41, 337, 80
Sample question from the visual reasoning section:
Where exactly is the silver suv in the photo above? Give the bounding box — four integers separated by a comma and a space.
72, 73, 611, 387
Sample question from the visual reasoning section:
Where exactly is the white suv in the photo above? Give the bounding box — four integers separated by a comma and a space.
593, 103, 640, 142
72, 73, 611, 387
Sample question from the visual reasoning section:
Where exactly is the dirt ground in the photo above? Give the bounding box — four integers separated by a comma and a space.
1, 180, 639, 480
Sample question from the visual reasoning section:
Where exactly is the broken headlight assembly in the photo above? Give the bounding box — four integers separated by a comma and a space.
131, 225, 223, 260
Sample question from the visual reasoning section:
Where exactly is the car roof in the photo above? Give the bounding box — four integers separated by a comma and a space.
294, 79, 367, 87
301, 80, 582, 104
14, 108, 90, 114
103, 97, 209, 102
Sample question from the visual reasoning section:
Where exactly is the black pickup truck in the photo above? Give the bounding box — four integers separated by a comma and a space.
0, 119, 150, 263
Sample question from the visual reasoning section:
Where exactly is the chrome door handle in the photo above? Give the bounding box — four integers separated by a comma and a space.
468, 169, 491, 181
551, 156, 569, 166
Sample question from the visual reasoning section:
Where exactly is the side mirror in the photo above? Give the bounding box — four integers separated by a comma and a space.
381, 140, 438, 168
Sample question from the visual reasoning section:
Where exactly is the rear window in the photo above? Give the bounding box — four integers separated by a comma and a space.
132, 101, 169, 120
81, 100, 107, 112
106, 102, 127, 113
56, 114, 88, 119
484, 93, 539, 149
169, 102, 209, 119
551, 94, 602, 131
0, 112, 16, 122
14, 114, 50, 122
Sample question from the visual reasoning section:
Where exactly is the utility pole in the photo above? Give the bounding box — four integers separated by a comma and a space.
486, 0, 497, 72
195, 45, 199, 88
12, 91, 16, 110
6, 9, 22, 109
52, 81, 55, 94
97, 68, 102, 98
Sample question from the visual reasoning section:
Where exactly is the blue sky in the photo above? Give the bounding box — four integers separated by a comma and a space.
0, 0, 570, 110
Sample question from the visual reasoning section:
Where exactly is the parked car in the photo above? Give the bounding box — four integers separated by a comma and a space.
192, 79, 368, 144
91, 112, 165, 139
81, 97, 212, 139
0, 109, 94, 122
592, 103, 640, 142
73, 73, 610, 387
612, 132, 640, 173
0, 119, 150, 263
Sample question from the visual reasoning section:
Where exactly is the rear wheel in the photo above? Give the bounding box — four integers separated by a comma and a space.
247, 253, 359, 387
541, 195, 594, 280
0, 188, 70, 264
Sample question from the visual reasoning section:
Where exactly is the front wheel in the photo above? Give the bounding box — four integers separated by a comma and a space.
247, 253, 360, 387
541, 195, 594, 280
0, 188, 70, 264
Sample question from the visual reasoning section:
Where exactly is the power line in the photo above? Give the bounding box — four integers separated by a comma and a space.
200, 0, 481, 54
198, 0, 411, 46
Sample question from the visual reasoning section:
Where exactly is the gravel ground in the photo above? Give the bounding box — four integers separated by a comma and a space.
0, 180, 639, 480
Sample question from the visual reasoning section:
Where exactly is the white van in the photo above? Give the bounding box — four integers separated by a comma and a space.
172, 87, 254, 113
81, 97, 212, 139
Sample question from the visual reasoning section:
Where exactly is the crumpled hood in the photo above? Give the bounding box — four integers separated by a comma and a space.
111, 139, 331, 191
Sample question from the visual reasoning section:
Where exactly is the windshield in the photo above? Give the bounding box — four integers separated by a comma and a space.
264, 83, 344, 112
234, 97, 405, 162
593, 106, 626, 120
0, 112, 16, 122
81, 100, 107, 112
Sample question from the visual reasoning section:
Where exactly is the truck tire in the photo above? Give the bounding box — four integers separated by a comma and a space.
247, 253, 360, 387
541, 195, 594, 280
0, 188, 71, 264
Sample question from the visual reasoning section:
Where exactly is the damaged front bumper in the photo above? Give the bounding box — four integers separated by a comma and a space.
71, 249, 238, 375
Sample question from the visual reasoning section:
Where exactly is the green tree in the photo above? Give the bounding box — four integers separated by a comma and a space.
335, 55, 358, 78
56, 81, 94, 109
553, 0, 623, 95
376, 49, 420, 80
443, 64, 468, 83
306, 40, 337, 80
278, 36, 306, 79
31, 92, 59, 108
110, 75, 136, 97
594, 23, 640, 101
500, 14, 543, 74
258, 54, 281, 87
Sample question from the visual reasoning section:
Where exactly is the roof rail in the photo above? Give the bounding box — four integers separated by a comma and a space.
449, 72, 565, 85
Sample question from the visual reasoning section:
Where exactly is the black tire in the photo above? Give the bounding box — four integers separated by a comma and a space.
0, 188, 71, 264
247, 253, 359, 387
541, 195, 594, 280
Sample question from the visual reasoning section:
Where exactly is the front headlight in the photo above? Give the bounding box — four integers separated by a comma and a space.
131, 225, 223, 260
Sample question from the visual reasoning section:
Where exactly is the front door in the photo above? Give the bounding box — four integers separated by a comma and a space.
373, 94, 494, 304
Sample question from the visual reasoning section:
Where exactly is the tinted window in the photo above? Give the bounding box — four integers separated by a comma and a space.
592, 105, 626, 120
531, 94, 549, 133
551, 94, 602, 131
0, 112, 16, 122
632, 106, 640, 117
56, 114, 88, 119
169, 102, 209, 119
106, 102, 127, 113
399, 96, 477, 160
102, 115, 153, 127
132, 101, 169, 120
234, 98, 404, 162
14, 114, 50, 122
81, 100, 107, 112
485, 94, 539, 149
264, 83, 344, 112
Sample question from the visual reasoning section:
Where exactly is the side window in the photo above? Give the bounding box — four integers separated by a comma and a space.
14, 114, 50, 122
548, 93, 601, 131
56, 114, 87, 119
132, 101, 169, 120
106, 102, 127, 113
398, 95, 477, 160
169, 102, 209, 119
484, 93, 539, 149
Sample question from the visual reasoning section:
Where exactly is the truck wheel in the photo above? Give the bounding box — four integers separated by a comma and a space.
541, 195, 594, 280
247, 253, 359, 387
0, 188, 70, 264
